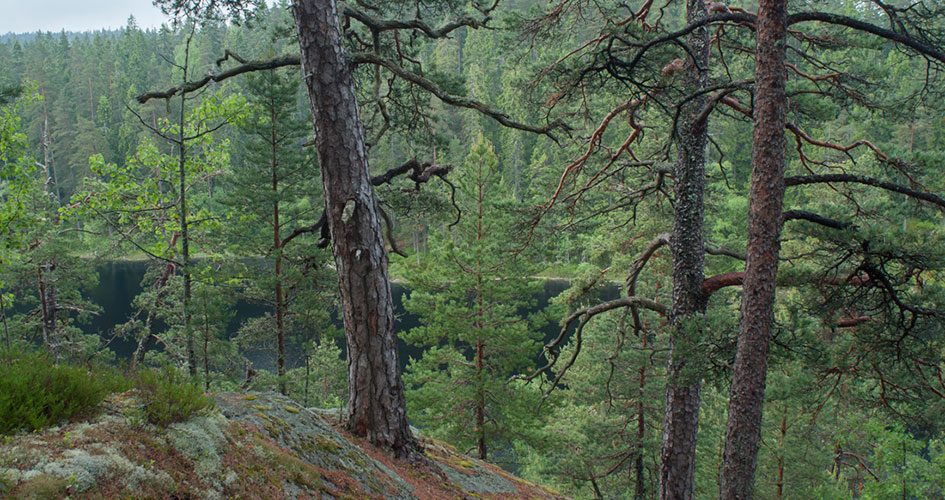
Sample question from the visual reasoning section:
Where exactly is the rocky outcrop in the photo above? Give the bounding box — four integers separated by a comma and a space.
0, 391, 566, 500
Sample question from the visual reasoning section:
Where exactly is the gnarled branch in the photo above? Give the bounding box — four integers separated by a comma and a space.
785, 174, 945, 209
513, 296, 667, 399
782, 209, 852, 229
136, 53, 301, 104
350, 52, 570, 140
342, 4, 486, 38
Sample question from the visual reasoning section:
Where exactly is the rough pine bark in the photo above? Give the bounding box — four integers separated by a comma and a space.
291, 0, 415, 458
718, 0, 788, 495
659, 0, 710, 498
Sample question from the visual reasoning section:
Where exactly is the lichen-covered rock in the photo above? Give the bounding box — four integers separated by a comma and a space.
0, 391, 567, 500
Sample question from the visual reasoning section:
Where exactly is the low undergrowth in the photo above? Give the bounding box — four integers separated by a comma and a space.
0, 350, 213, 433
132, 365, 214, 427
0, 350, 116, 434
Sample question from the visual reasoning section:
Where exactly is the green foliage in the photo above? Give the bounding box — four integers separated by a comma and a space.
132, 365, 214, 427
0, 350, 108, 434
221, 61, 338, 395
402, 135, 549, 458
0, 87, 41, 260
1, 2, 945, 497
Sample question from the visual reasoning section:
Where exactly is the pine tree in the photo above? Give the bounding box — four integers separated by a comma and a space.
403, 134, 546, 460
222, 62, 336, 395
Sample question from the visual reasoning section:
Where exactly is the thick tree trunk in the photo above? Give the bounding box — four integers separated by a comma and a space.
659, 0, 710, 498
718, 0, 788, 495
292, 0, 415, 458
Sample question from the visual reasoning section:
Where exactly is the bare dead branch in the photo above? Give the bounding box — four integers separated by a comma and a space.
626, 233, 670, 334
782, 209, 852, 229
350, 52, 570, 140
788, 12, 945, 63
626, 233, 671, 296
837, 316, 875, 328
282, 158, 456, 249
785, 174, 945, 209
342, 4, 486, 38
512, 296, 667, 399
705, 241, 746, 261
136, 53, 301, 104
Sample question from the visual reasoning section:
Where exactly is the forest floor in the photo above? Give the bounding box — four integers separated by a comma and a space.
0, 391, 566, 499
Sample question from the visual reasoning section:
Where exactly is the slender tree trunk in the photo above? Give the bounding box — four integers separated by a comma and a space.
589, 465, 605, 500
659, 0, 710, 498
204, 307, 210, 390
776, 409, 786, 499
181, 134, 195, 377
292, 0, 415, 458
635, 332, 648, 500
718, 0, 788, 495
272, 100, 287, 395
131, 317, 155, 369
41, 99, 62, 207
275, 228, 287, 394
305, 352, 311, 404
38, 264, 51, 349
475, 337, 486, 460
0, 285, 10, 350
178, 37, 196, 378
475, 159, 487, 461
132, 261, 175, 369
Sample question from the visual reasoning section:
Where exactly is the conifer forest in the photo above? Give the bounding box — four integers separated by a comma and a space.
1, 0, 945, 497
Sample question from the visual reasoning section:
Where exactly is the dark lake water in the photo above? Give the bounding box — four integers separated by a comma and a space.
81, 261, 620, 372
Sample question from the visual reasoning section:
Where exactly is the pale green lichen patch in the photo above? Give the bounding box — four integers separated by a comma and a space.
0, 391, 565, 499
11, 473, 67, 499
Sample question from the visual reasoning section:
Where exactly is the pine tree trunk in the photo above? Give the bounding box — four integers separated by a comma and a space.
273, 105, 287, 396
292, 0, 415, 458
718, 0, 788, 495
38, 262, 56, 350
659, 0, 710, 498
476, 337, 486, 460
635, 333, 648, 500
204, 308, 210, 390
475, 156, 487, 461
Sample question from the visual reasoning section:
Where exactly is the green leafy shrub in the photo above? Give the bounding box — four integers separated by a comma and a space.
0, 351, 107, 434
133, 366, 213, 427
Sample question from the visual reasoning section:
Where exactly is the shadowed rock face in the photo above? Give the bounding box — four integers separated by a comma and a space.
0, 391, 566, 500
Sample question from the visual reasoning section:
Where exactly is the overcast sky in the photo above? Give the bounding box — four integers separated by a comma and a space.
1, 0, 171, 34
